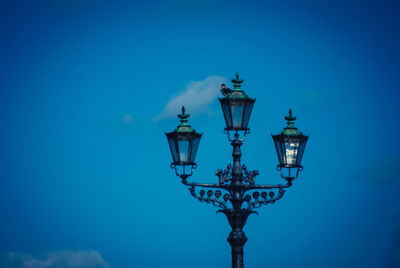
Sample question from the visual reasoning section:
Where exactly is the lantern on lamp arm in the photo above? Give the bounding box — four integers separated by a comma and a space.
272, 109, 309, 182
165, 106, 202, 181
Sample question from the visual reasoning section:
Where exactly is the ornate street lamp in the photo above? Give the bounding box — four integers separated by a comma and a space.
165, 73, 309, 268
272, 109, 309, 182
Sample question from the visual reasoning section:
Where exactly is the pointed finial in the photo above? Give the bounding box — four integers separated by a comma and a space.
178, 106, 190, 124
284, 108, 296, 127
281, 108, 302, 135
175, 106, 196, 133
232, 72, 243, 90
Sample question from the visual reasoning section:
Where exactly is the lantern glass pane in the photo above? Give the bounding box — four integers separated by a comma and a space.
221, 101, 232, 128
242, 102, 254, 128
167, 136, 178, 163
273, 139, 284, 165
178, 140, 189, 162
190, 137, 200, 163
231, 104, 244, 128
295, 138, 308, 165
285, 141, 299, 165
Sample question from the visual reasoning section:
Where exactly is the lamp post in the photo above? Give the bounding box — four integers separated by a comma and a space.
165, 73, 309, 268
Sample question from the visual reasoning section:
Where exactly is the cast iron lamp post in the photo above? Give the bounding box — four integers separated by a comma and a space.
165, 73, 309, 268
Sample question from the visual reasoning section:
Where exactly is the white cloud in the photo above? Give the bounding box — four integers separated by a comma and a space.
154, 75, 228, 121
0, 250, 111, 268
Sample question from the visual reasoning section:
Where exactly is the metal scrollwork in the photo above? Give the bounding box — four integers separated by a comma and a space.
189, 185, 230, 210
244, 187, 286, 210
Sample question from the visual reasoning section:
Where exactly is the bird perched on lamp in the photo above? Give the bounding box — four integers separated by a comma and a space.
220, 83, 232, 96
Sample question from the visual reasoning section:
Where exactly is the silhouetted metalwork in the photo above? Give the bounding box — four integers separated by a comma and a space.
165, 73, 309, 268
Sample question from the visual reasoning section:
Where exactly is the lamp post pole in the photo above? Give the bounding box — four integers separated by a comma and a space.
165, 73, 309, 268
227, 136, 247, 268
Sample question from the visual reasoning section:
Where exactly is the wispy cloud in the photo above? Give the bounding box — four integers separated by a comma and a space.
0, 250, 111, 268
154, 75, 228, 121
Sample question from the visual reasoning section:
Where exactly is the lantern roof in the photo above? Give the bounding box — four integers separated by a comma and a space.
224, 72, 252, 100
174, 106, 198, 134
280, 109, 303, 136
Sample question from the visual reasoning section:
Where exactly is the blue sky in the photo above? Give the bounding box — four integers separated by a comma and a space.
1, 0, 400, 267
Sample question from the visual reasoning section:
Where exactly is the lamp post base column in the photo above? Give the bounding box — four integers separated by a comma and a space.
228, 229, 247, 268
224, 207, 251, 268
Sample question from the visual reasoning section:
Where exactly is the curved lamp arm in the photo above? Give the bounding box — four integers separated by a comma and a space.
243, 181, 292, 190
182, 180, 228, 189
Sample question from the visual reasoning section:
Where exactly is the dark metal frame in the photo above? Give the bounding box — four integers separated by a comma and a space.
171, 132, 294, 268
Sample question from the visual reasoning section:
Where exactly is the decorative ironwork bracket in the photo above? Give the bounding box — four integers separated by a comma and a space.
180, 172, 292, 212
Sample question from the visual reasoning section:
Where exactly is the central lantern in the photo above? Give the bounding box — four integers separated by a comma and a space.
219, 73, 255, 135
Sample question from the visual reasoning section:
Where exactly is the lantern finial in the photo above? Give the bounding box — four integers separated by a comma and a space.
232, 72, 243, 90
284, 108, 297, 130
280, 109, 302, 136
178, 106, 190, 126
